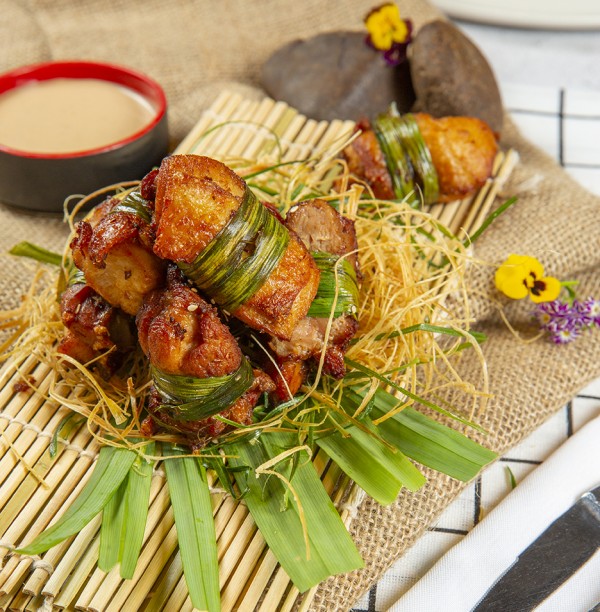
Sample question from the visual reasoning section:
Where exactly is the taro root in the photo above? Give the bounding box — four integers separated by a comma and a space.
409, 20, 504, 135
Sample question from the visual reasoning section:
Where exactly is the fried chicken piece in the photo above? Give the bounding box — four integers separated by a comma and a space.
265, 359, 309, 403
57, 282, 136, 371
152, 155, 320, 340
144, 370, 273, 448
286, 199, 361, 275
413, 113, 498, 202
341, 114, 497, 203
137, 267, 274, 446
269, 200, 360, 387
342, 120, 394, 199
71, 195, 166, 316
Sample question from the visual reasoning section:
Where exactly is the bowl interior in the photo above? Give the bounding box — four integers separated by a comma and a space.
0, 60, 167, 158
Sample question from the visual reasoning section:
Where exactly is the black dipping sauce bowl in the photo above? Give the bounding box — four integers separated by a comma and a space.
0, 61, 168, 213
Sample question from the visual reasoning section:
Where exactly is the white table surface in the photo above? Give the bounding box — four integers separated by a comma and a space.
351, 15, 600, 612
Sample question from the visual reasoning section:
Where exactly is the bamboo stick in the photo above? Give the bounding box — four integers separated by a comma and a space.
0, 406, 73, 506
0, 354, 39, 407
145, 493, 239, 612
203, 98, 256, 158
180, 598, 194, 612
0, 368, 58, 491
41, 514, 102, 598
190, 92, 248, 156
255, 105, 300, 159
173, 90, 234, 154
71, 559, 105, 612
198, 94, 261, 158
5, 588, 30, 611
0, 447, 96, 592
11, 433, 99, 595
0, 587, 23, 612
242, 100, 291, 160
23, 594, 46, 611
121, 476, 220, 609
233, 547, 279, 612
0, 557, 21, 595
159, 568, 189, 612
3, 416, 95, 531
138, 550, 181, 612
101, 518, 178, 612
50, 535, 99, 610
257, 565, 294, 612
225, 535, 273, 606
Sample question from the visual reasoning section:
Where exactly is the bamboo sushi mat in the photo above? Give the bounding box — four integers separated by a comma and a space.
0, 90, 518, 612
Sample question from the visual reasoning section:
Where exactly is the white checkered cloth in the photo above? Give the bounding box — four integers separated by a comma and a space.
351, 82, 600, 612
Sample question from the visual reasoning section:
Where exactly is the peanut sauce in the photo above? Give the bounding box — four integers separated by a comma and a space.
0, 78, 155, 154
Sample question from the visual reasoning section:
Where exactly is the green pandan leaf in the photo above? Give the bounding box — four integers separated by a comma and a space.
227, 432, 363, 593
164, 444, 220, 612
18, 446, 136, 555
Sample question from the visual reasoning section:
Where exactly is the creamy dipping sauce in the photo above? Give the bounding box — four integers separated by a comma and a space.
0, 78, 155, 154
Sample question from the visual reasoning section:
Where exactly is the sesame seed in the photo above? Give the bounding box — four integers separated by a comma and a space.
187, 303, 199, 312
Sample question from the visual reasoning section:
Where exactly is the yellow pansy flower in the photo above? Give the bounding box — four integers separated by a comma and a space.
494, 254, 561, 303
365, 3, 410, 52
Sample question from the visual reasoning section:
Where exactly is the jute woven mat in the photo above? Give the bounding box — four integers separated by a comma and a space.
1, 1, 599, 610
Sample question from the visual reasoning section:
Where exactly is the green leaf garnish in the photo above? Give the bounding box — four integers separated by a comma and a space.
227, 433, 363, 593
180, 185, 289, 312
17, 446, 137, 555
307, 252, 359, 319
343, 388, 497, 482
151, 357, 254, 422
98, 442, 155, 578
345, 357, 485, 432
317, 419, 426, 503
164, 444, 220, 612
9, 242, 62, 267
49, 412, 83, 458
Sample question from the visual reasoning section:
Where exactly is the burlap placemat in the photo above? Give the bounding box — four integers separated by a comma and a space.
1, 1, 599, 609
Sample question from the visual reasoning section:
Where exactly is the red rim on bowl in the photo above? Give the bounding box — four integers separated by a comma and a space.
0, 60, 168, 159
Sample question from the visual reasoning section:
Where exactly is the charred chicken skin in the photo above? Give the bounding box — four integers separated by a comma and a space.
269, 199, 361, 397
151, 155, 320, 340
342, 114, 498, 203
136, 267, 274, 446
70, 195, 166, 316
342, 119, 395, 200
57, 282, 136, 371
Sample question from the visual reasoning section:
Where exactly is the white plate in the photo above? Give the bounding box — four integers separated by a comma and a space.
431, 0, 600, 29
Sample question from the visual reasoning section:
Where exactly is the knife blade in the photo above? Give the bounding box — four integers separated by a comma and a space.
473, 484, 600, 612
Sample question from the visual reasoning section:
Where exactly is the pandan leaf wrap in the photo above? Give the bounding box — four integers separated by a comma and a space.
151, 357, 254, 422
307, 252, 359, 319
374, 111, 439, 205
111, 190, 153, 223
179, 187, 289, 313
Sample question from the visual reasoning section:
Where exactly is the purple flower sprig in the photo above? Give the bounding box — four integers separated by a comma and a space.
534, 297, 600, 344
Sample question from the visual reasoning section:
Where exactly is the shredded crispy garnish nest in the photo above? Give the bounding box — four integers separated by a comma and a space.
0, 131, 489, 459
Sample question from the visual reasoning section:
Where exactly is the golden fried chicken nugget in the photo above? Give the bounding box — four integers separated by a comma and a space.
413, 113, 498, 202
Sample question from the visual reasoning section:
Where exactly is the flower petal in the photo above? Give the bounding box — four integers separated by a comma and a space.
530, 276, 561, 303
365, 3, 410, 51
525, 256, 545, 279
494, 255, 529, 299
